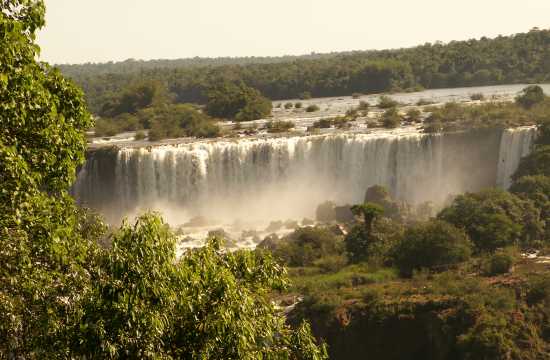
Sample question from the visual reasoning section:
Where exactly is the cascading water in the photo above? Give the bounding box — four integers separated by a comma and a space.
74, 127, 536, 225
496, 126, 538, 188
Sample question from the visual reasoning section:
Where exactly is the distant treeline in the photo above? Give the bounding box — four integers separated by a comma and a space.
60, 28, 550, 114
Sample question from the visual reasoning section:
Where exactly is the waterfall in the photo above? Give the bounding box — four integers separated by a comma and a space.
74, 127, 534, 224
496, 126, 537, 188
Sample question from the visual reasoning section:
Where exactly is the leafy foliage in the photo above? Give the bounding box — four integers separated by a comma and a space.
513, 145, 550, 180
393, 220, 472, 277
0, 2, 326, 358
516, 85, 546, 109
206, 81, 272, 121
438, 189, 545, 251
58, 29, 550, 114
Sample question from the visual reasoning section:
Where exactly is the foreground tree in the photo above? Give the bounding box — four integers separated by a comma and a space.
0, 2, 326, 358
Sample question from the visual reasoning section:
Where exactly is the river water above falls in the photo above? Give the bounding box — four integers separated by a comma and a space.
74, 126, 536, 236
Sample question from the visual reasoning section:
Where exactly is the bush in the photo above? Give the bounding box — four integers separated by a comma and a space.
470, 93, 485, 101
358, 101, 370, 111
271, 227, 344, 267
438, 189, 544, 252
134, 130, 146, 140
306, 104, 320, 112
313, 118, 333, 128
516, 85, 545, 109
266, 120, 295, 133
393, 220, 473, 277
405, 108, 421, 122
378, 95, 399, 109
381, 108, 401, 128
295, 102, 303, 109
483, 251, 515, 276
512, 145, 550, 180
284, 102, 294, 109
206, 81, 272, 120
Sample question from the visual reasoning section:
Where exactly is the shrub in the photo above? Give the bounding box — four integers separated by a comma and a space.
358, 101, 370, 111
512, 145, 550, 180
295, 102, 303, 109
438, 189, 544, 252
470, 93, 485, 101
381, 108, 401, 128
134, 130, 146, 140
284, 102, 294, 109
271, 227, 344, 267
378, 95, 399, 109
206, 81, 272, 120
313, 118, 333, 128
516, 85, 545, 109
306, 104, 320, 112
393, 220, 473, 277
266, 120, 295, 133
405, 108, 421, 122
483, 251, 515, 276
423, 119, 443, 133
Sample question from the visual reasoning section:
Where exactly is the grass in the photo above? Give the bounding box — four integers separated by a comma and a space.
289, 264, 398, 295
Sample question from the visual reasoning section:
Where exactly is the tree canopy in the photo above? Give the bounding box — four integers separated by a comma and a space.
55, 28, 550, 114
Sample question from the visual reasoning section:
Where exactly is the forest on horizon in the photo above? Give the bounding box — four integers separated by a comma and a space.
58, 28, 550, 114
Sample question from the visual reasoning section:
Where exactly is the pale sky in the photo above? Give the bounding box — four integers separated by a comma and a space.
37, 0, 550, 65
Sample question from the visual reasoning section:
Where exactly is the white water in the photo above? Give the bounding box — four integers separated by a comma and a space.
496, 126, 538, 188
75, 127, 536, 226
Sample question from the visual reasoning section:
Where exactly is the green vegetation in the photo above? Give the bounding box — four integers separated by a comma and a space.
438, 188, 544, 251
59, 29, 550, 116
424, 94, 550, 132
393, 220, 473, 277
377, 95, 399, 109
265, 121, 550, 357
469, 92, 485, 101
0, 2, 326, 358
205, 81, 272, 121
381, 107, 402, 128
513, 145, 550, 179
266, 120, 295, 133
516, 84, 545, 108
482, 249, 517, 276
306, 104, 321, 112
405, 108, 422, 122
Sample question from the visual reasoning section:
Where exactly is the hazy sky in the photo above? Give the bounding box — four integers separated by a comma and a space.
37, 0, 550, 64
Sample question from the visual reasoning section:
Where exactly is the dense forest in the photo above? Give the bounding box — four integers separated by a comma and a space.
59, 28, 550, 114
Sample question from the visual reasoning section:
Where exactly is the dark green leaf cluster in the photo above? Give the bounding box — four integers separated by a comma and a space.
393, 220, 473, 277
438, 189, 545, 251
206, 81, 272, 121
